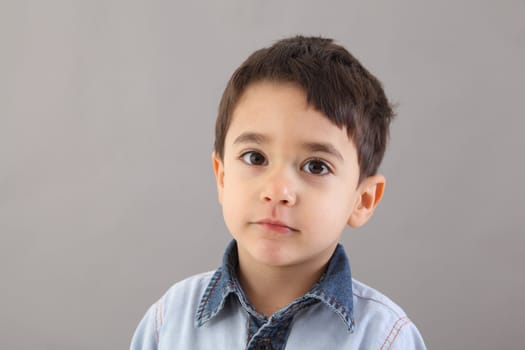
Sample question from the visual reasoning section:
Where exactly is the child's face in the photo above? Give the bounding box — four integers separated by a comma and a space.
213, 81, 382, 270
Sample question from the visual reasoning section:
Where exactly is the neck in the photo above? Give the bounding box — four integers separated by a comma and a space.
236, 249, 334, 317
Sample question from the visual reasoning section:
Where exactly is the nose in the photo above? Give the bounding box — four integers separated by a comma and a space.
260, 168, 297, 206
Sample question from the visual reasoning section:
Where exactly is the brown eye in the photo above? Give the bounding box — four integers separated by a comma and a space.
241, 151, 267, 166
302, 159, 330, 175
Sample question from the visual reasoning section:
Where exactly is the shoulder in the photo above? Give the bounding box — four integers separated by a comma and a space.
164, 271, 215, 297
351, 278, 406, 318
130, 271, 217, 349
351, 279, 426, 350
152, 271, 217, 328
147, 271, 216, 328
159, 270, 215, 309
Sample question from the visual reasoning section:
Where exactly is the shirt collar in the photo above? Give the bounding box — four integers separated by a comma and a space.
195, 240, 355, 332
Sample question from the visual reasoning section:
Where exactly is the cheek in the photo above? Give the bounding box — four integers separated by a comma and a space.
221, 174, 251, 216
304, 188, 355, 225
221, 191, 244, 237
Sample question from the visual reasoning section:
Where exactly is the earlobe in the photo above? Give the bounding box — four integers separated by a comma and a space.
212, 152, 225, 204
347, 175, 386, 228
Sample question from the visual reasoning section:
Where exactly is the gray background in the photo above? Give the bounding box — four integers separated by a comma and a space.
1, 0, 524, 349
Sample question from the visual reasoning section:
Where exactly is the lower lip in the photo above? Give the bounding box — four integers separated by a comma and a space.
258, 223, 294, 234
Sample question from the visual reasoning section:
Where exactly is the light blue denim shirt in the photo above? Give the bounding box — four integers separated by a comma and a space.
131, 241, 426, 349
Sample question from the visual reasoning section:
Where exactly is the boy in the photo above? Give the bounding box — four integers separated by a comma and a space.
131, 36, 426, 349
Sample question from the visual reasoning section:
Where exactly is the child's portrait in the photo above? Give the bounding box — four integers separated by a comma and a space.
1, 1, 523, 349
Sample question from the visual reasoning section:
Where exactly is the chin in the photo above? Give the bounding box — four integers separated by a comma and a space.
249, 245, 301, 267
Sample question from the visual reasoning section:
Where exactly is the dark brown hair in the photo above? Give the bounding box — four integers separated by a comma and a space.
214, 35, 395, 182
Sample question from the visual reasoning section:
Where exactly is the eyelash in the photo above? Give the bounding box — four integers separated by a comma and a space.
239, 151, 333, 176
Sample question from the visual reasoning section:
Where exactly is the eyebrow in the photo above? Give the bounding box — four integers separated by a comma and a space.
233, 132, 269, 145
302, 142, 344, 162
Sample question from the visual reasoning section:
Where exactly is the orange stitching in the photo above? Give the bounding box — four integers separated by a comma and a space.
386, 318, 411, 350
380, 316, 408, 350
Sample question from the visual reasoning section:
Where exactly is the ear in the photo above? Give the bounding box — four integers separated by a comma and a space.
212, 152, 225, 204
347, 175, 386, 228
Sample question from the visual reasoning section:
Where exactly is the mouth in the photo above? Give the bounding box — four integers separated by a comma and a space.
253, 219, 299, 233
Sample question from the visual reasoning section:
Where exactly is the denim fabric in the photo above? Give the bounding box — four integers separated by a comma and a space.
131, 241, 426, 349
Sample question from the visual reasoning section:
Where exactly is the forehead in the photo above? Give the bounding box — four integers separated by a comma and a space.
226, 81, 357, 158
